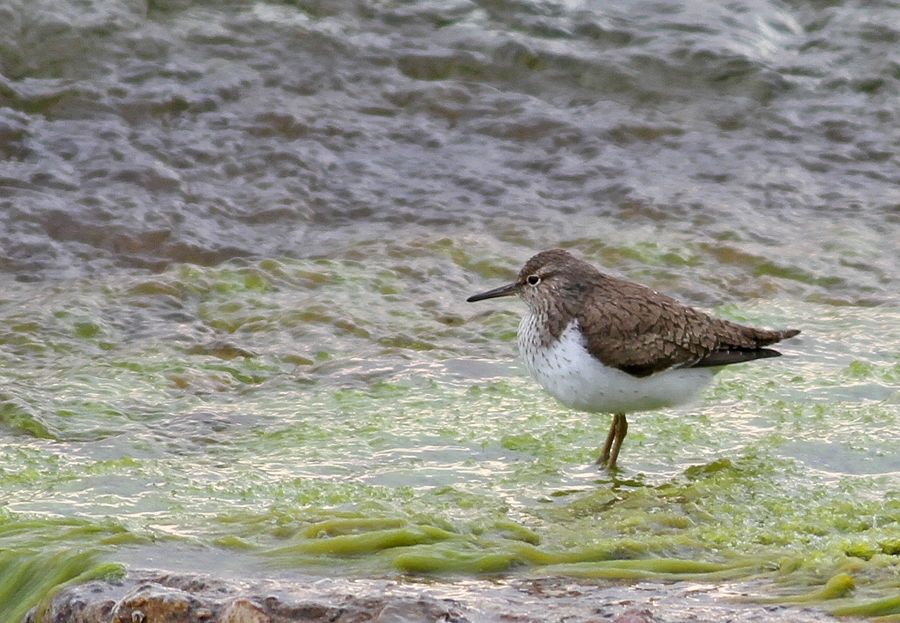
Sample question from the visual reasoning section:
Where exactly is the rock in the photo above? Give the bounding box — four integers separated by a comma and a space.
612, 608, 657, 623
27, 572, 466, 623
26, 570, 842, 623
219, 599, 270, 623
110, 584, 196, 623
374, 598, 469, 623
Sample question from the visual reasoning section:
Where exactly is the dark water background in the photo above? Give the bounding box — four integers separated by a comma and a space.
0, 0, 898, 620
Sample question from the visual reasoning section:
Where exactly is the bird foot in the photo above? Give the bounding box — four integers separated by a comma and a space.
595, 455, 619, 471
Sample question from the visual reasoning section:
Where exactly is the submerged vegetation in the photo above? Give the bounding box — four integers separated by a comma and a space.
1, 258, 897, 619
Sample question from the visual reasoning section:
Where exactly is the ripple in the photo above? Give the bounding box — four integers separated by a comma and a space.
0, 0, 897, 617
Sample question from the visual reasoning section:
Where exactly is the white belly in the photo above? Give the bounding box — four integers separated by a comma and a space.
518, 317, 715, 414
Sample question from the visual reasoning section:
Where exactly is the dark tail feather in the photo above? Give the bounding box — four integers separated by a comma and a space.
750, 327, 801, 347
689, 348, 784, 368
689, 327, 799, 368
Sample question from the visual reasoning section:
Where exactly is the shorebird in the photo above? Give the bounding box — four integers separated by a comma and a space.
466, 249, 799, 469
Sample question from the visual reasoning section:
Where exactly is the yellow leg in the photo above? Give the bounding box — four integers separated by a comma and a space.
607, 414, 628, 470
596, 413, 623, 466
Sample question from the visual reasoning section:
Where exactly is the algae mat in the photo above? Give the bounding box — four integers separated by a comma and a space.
1, 255, 897, 621
2, 0, 899, 619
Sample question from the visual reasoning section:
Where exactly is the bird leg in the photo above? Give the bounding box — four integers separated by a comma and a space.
607, 414, 628, 470
596, 413, 622, 466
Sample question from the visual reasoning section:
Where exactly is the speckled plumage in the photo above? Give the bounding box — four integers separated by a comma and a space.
515, 249, 800, 378
466, 248, 801, 468
518, 315, 717, 414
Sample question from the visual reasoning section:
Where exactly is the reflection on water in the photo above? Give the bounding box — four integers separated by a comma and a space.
0, 0, 898, 620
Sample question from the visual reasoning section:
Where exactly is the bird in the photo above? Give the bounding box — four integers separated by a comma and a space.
466, 249, 800, 469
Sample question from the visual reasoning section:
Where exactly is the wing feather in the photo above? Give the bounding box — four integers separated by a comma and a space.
575, 276, 799, 378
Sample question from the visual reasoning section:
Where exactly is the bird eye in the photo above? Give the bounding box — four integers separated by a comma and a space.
526, 275, 541, 286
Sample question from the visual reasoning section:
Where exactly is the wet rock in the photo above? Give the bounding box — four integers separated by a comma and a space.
219, 599, 270, 623
612, 609, 657, 623
110, 583, 197, 622
27, 571, 842, 623
28, 571, 467, 623
258, 597, 341, 622
373, 598, 468, 623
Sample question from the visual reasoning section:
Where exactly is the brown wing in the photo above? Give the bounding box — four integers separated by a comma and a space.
576, 277, 800, 378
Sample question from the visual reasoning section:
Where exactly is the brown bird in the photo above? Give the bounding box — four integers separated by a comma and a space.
467, 249, 799, 469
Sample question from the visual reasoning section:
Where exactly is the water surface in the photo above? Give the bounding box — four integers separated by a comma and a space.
0, 0, 898, 620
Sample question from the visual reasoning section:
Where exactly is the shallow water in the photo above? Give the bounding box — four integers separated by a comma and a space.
1, 0, 898, 620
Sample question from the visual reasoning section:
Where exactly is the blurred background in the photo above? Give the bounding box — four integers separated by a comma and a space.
0, 0, 897, 620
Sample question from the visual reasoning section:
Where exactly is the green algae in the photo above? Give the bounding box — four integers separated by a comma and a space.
488, 519, 541, 545
265, 525, 458, 557
0, 398, 56, 439
0, 260, 897, 618
0, 548, 124, 623
301, 517, 408, 538
765, 573, 856, 604
29, 559, 125, 623
534, 559, 761, 582
393, 546, 518, 573
832, 594, 900, 618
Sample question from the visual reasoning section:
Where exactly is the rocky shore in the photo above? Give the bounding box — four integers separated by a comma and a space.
27, 571, 841, 623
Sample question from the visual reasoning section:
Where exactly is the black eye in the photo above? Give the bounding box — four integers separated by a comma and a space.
526, 275, 541, 286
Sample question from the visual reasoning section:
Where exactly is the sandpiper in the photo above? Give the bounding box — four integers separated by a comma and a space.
467, 249, 799, 469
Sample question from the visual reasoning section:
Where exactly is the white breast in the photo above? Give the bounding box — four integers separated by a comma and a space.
517, 316, 716, 414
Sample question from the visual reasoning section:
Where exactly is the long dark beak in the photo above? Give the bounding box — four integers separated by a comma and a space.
466, 282, 518, 302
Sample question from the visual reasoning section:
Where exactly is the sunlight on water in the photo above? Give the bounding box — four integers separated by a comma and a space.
1, 0, 898, 618
1, 257, 897, 618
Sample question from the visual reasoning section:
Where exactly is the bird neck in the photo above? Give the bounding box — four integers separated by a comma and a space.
520, 299, 574, 349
